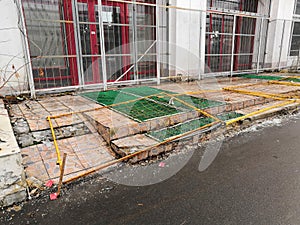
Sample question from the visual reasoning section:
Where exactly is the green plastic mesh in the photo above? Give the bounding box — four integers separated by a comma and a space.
82, 90, 136, 106
81, 86, 223, 122
120, 86, 174, 96
112, 99, 180, 121
148, 117, 215, 141
238, 74, 300, 83
216, 112, 243, 121
81, 90, 180, 121
238, 74, 283, 81
148, 112, 243, 141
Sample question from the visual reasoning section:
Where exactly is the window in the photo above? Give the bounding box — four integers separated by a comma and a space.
290, 0, 300, 56
207, 0, 258, 13
290, 22, 300, 56
295, 0, 300, 15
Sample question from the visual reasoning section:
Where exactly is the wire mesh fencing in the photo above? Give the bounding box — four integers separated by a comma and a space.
18, 0, 300, 96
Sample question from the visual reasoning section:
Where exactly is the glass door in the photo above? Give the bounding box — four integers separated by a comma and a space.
76, 0, 130, 84
77, 0, 101, 84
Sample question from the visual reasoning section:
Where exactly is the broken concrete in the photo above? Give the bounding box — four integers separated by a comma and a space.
0, 100, 26, 207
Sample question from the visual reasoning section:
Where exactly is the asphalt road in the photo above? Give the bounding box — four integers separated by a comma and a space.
1, 114, 300, 225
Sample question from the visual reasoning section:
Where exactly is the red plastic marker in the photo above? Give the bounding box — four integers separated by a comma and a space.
159, 162, 165, 168
50, 193, 58, 200
45, 180, 54, 188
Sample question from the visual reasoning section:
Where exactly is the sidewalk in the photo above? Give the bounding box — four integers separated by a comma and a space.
5, 73, 300, 191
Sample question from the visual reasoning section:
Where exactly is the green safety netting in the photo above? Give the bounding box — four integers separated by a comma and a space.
81, 86, 224, 122
216, 112, 243, 121
148, 117, 215, 141
238, 74, 283, 81
238, 74, 300, 82
148, 112, 243, 141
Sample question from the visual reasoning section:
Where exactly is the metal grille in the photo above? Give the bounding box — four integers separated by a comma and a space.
205, 13, 234, 73
22, 0, 78, 89
205, 0, 271, 74
19, 0, 299, 96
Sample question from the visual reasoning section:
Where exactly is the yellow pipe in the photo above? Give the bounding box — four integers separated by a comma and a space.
47, 116, 62, 166
226, 100, 297, 125
185, 90, 222, 94
155, 90, 222, 99
268, 80, 300, 87
63, 120, 221, 184
224, 81, 267, 90
168, 90, 221, 96
223, 87, 292, 101
280, 76, 300, 80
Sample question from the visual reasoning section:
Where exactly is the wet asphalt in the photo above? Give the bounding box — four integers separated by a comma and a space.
1, 114, 300, 225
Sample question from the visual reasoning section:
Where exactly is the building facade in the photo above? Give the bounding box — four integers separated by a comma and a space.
0, 0, 299, 96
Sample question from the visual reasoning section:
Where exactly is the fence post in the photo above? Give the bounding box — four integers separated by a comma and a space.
198, 11, 203, 80
156, 1, 161, 85
230, 15, 236, 77
97, 0, 108, 90
278, 20, 286, 71
17, 0, 36, 98
132, 0, 139, 83
256, 17, 264, 74
72, 0, 84, 87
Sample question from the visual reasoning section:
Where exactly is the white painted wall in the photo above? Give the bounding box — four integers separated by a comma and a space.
169, 0, 297, 74
264, 0, 296, 68
168, 0, 206, 78
0, 0, 29, 96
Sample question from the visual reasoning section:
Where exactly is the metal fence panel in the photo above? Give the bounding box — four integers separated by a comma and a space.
18, 0, 299, 96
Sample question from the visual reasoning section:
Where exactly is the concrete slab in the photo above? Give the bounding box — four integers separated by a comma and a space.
0, 99, 26, 207
111, 134, 162, 162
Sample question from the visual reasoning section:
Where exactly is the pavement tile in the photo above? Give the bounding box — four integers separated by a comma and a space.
52, 113, 83, 127
25, 161, 50, 181
39, 101, 69, 112
21, 145, 42, 166
21, 107, 48, 116
69, 134, 105, 152
44, 155, 84, 179
9, 104, 23, 118
76, 148, 113, 169
82, 118, 98, 133
27, 118, 53, 131
112, 126, 129, 140
37, 139, 75, 161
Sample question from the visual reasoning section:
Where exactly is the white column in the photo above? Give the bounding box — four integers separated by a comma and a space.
264, 0, 295, 69
0, 0, 30, 96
